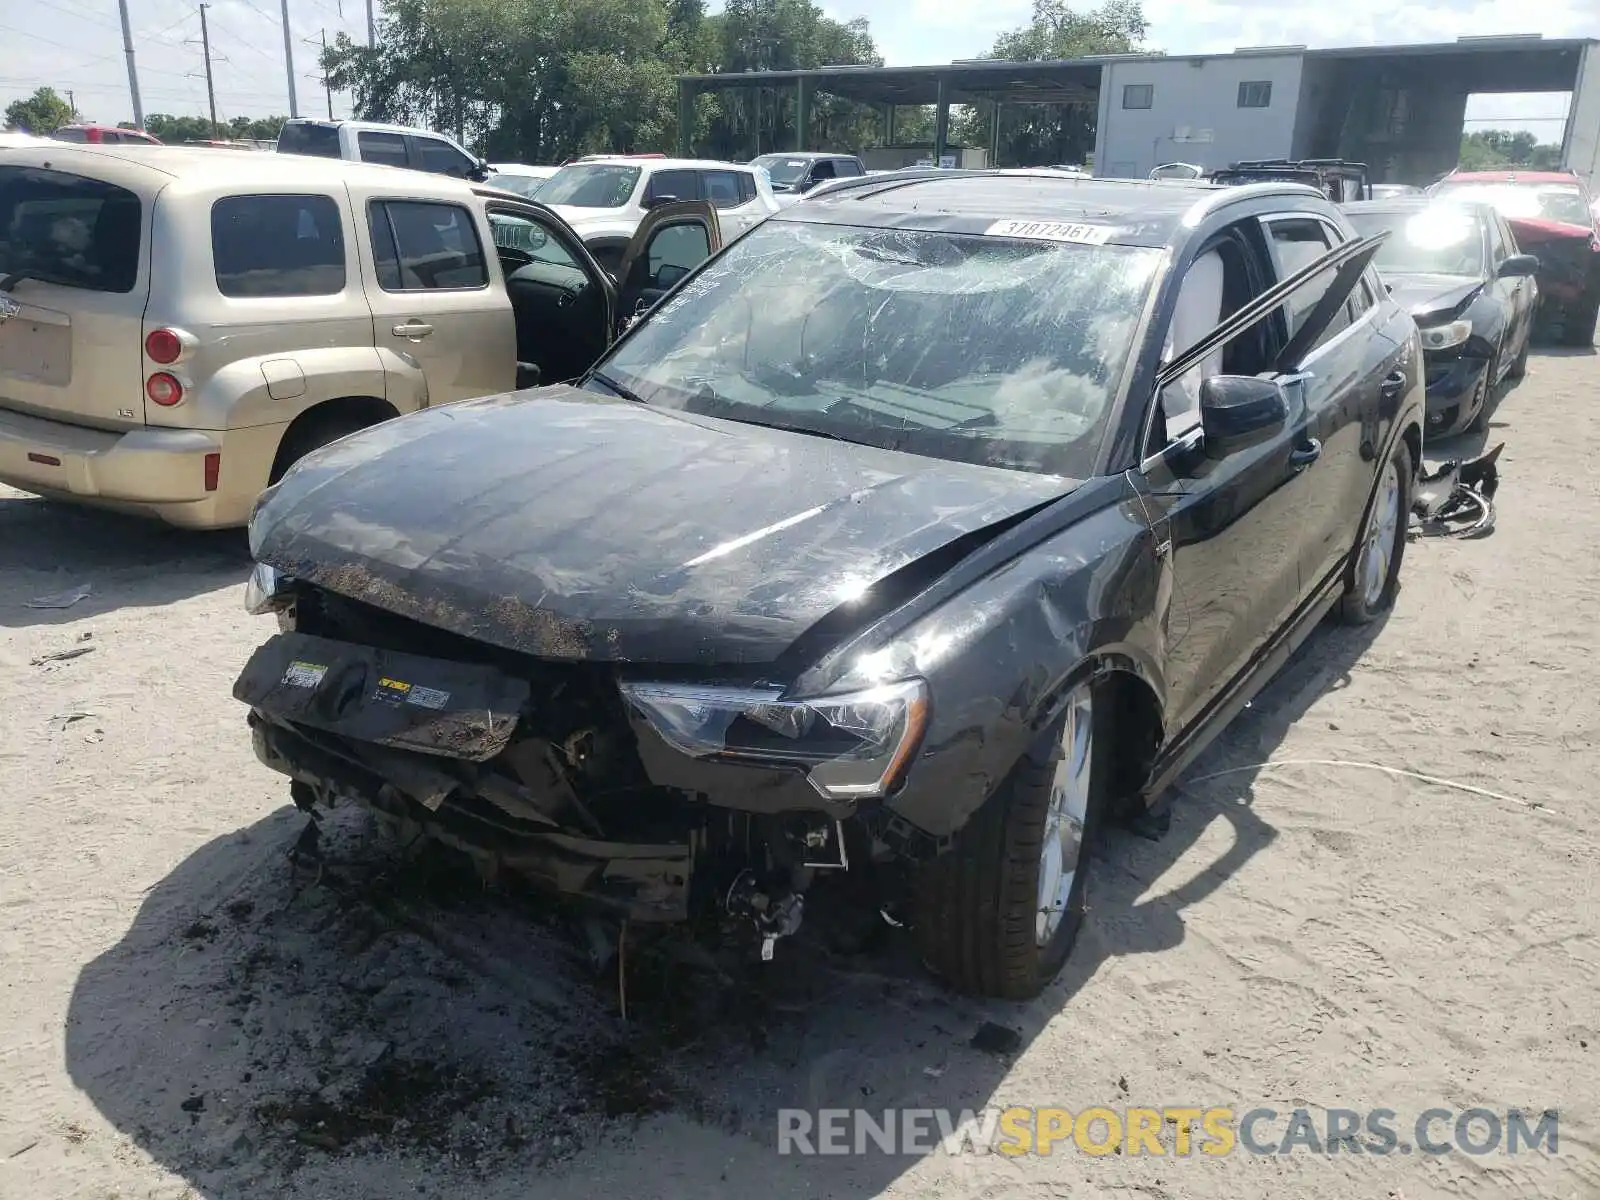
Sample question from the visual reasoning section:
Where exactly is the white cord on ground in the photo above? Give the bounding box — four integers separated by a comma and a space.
1185, 758, 1554, 815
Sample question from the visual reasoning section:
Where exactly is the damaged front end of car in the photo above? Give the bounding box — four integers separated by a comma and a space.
237, 570, 928, 958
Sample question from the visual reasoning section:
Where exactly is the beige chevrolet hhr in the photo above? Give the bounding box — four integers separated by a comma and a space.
0, 144, 723, 528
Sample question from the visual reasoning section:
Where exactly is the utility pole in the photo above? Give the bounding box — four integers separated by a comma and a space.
198, 4, 220, 137
116, 0, 144, 127
366, 0, 375, 47
66, 90, 76, 119
280, 0, 300, 118
306, 28, 333, 119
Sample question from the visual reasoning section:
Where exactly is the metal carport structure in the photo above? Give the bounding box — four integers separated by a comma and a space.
674, 58, 1106, 163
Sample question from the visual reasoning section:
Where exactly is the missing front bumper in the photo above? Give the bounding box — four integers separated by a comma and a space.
249, 712, 692, 922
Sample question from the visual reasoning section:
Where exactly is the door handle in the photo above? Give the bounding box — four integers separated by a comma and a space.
1289, 438, 1322, 468
392, 321, 434, 340
1380, 370, 1406, 400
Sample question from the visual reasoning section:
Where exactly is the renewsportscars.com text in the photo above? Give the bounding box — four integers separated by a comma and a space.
777, 1106, 1560, 1158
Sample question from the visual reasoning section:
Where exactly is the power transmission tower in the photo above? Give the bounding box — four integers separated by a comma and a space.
280, 0, 300, 117
116, 0, 144, 127
196, 4, 220, 137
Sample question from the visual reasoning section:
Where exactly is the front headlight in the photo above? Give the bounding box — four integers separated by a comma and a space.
1418, 318, 1471, 350
619, 678, 930, 801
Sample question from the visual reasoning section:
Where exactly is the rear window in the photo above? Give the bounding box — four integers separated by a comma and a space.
212, 194, 346, 297
369, 200, 487, 290
0, 165, 141, 293
1433, 181, 1592, 228
535, 164, 641, 209
276, 122, 343, 159
50, 128, 89, 143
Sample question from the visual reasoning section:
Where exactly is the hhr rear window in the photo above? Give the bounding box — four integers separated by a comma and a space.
0, 165, 141, 293
211, 194, 346, 297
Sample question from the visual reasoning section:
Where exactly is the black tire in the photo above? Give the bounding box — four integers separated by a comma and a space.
913, 683, 1111, 1000
1506, 328, 1530, 380
1466, 351, 1498, 434
1561, 294, 1600, 348
269, 411, 378, 484
1339, 438, 1412, 625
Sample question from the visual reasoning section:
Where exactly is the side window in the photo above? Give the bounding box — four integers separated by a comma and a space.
358, 131, 409, 169
646, 169, 700, 205
488, 212, 581, 270
1485, 217, 1507, 266
52, 127, 88, 143
1122, 83, 1153, 110
1237, 81, 1272, 109
646, 222, 711, 289
212, 194, 346, 298
414, 136, 475, 179
737, 172, 758, 203
811, 159, 837, 181
1263, 216, 1352, 346
836, 158, 863, 177
1497, 215, 1521, 256
369, 200, 487, 291
699, 170, 744, 209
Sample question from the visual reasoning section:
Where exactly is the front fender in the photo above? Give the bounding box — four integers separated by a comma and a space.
818, 480, 1167, 843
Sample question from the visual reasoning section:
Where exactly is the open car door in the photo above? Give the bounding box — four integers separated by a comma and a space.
613, 200, 722, 334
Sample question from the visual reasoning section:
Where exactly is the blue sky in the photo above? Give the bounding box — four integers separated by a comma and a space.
3, 0, 1596, 139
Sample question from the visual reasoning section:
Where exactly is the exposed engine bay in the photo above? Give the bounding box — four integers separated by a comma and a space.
235, 586, 880, 963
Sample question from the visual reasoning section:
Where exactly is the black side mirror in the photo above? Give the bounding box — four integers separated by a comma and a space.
642, 193, 679, 211
1497, 253, 1539, 279
1199, 374, 1289, 460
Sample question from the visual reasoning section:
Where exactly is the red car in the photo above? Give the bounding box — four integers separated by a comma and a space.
49, 124, 162, 146
1431, 169, 1600, 347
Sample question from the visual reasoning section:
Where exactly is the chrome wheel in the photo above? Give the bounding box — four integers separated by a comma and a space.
1036, 685, 1093, 946
1358, 460, 1402, 608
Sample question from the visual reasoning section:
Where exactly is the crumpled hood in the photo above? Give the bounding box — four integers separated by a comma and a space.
1384, 273, 1484, 322
251, 386, 1076, 666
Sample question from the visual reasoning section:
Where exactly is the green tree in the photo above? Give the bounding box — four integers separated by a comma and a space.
319, 0, 885, 164
696, 0, 883, 158
4, 86, 75, 135
323, 0, 698, 162
954, 0, 1148, 167
1458, 129, 1561, 172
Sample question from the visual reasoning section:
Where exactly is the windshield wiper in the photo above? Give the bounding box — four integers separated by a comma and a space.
732, 417, 852, 444
589, 371, 646, 404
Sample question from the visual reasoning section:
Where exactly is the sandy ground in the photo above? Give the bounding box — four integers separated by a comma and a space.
1, 348, 1597, 1200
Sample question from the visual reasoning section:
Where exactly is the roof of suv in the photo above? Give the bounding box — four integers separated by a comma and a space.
570, 155, 755, 172
0, 141, 478, 195
780, 170, 1326, 248
1444, 170, 1582, 185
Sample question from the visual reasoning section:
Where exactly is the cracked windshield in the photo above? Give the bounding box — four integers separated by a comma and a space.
598, 221, 1161, 478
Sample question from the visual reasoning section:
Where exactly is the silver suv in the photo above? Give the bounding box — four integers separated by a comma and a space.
0, 144, 723, 528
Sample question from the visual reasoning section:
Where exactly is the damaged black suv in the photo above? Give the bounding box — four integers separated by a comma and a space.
236, 170, 1423, 1000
